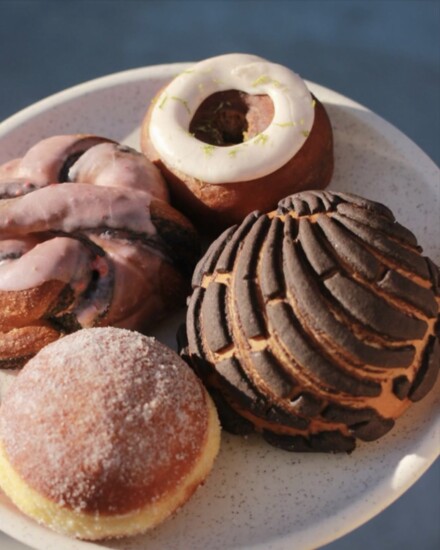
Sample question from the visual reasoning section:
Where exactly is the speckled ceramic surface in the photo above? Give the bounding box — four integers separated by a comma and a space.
0, 63, 439, 550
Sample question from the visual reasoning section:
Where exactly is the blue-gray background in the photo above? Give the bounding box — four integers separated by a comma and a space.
0, 1, 439, 549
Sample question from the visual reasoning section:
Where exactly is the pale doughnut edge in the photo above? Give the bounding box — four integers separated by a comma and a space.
0, 394, 221, 540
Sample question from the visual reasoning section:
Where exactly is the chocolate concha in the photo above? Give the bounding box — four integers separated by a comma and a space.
183, 190, 440, 452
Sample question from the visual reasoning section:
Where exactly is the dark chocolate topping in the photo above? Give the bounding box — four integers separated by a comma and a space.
322, 403, 380, 424
266, 301, 381, 397
186, 287, 212, 378
277, 190, 339, 216
235, 215, 270, 280
265, 405, 309, 430
426, 258, 440, 295
202, 282, 231, 353
260, 217, 284, 300
289, 393, 324, 416
284, 214, 299, 241
317, 215, 383, 281
215, 211, 259, 273
233, 216, 269, 339
298, 218, 336, 277
249, 349, 296, 398
392, 376, 411, 400
283, 239, 415, 368
333, 213, 429, 279
409, 336, 440, 401
335, 202, 418, 247
377, 269, 438, 318
331, 191, 394, 219
234, 277, 266, 338
349, 416, 395, 442
215, 356, 260, 406
209, 388, 255, 435
324, 272, 427, 340
192, 225, 236, 287
185, 190, 439, 452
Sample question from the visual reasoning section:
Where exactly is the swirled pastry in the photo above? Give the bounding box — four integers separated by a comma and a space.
0, 328, 220, 539
0, 135, 200, 368
182, 190, 440, 452
142, 53, 333, 231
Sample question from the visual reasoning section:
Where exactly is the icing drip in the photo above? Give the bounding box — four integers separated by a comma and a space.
0, 135, 170, 330
0, 183, 156, 237
15, 135, 113, 184
149, 53, 315, 184
0, 237, 94, 293
68, 143, 169, 201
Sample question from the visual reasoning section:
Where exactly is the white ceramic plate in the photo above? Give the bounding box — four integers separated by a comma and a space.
0, 63, 439, 550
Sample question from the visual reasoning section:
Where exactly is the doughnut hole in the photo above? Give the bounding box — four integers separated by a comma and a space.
189, 90, 274, 146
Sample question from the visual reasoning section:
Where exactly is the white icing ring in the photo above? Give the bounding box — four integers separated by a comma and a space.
149, 53, 315, 184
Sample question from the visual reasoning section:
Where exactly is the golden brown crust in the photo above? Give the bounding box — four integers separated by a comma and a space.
0, 323, 61, 368
0, 281, 67, 367
0, 281, 66, 331
141, 94, 333, 233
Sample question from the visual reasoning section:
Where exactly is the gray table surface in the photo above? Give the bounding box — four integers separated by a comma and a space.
0, 1, 439, 549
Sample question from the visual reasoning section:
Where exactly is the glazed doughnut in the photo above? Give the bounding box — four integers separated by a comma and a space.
141, 53, 333, 231
0, 135, 200, 368
181, 190, 440, 452
0, 328, 220, 539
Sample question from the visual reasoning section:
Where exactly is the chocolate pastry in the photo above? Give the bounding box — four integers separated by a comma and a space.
182, 190, 440, 452
0, 135, 200, 368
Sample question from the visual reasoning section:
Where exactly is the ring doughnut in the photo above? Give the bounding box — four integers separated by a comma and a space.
141, 53, 333, 231
0, 135, 200, 368
0, 327, 221, 539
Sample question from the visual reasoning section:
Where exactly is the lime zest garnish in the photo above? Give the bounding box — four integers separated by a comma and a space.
252, 74, 271, 87
171, 96, 191, 114
254, 133, 269, 145
202, 144, 215, 157
158, 94, 168, 109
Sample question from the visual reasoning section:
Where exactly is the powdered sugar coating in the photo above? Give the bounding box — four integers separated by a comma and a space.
0, 327, 210, 515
